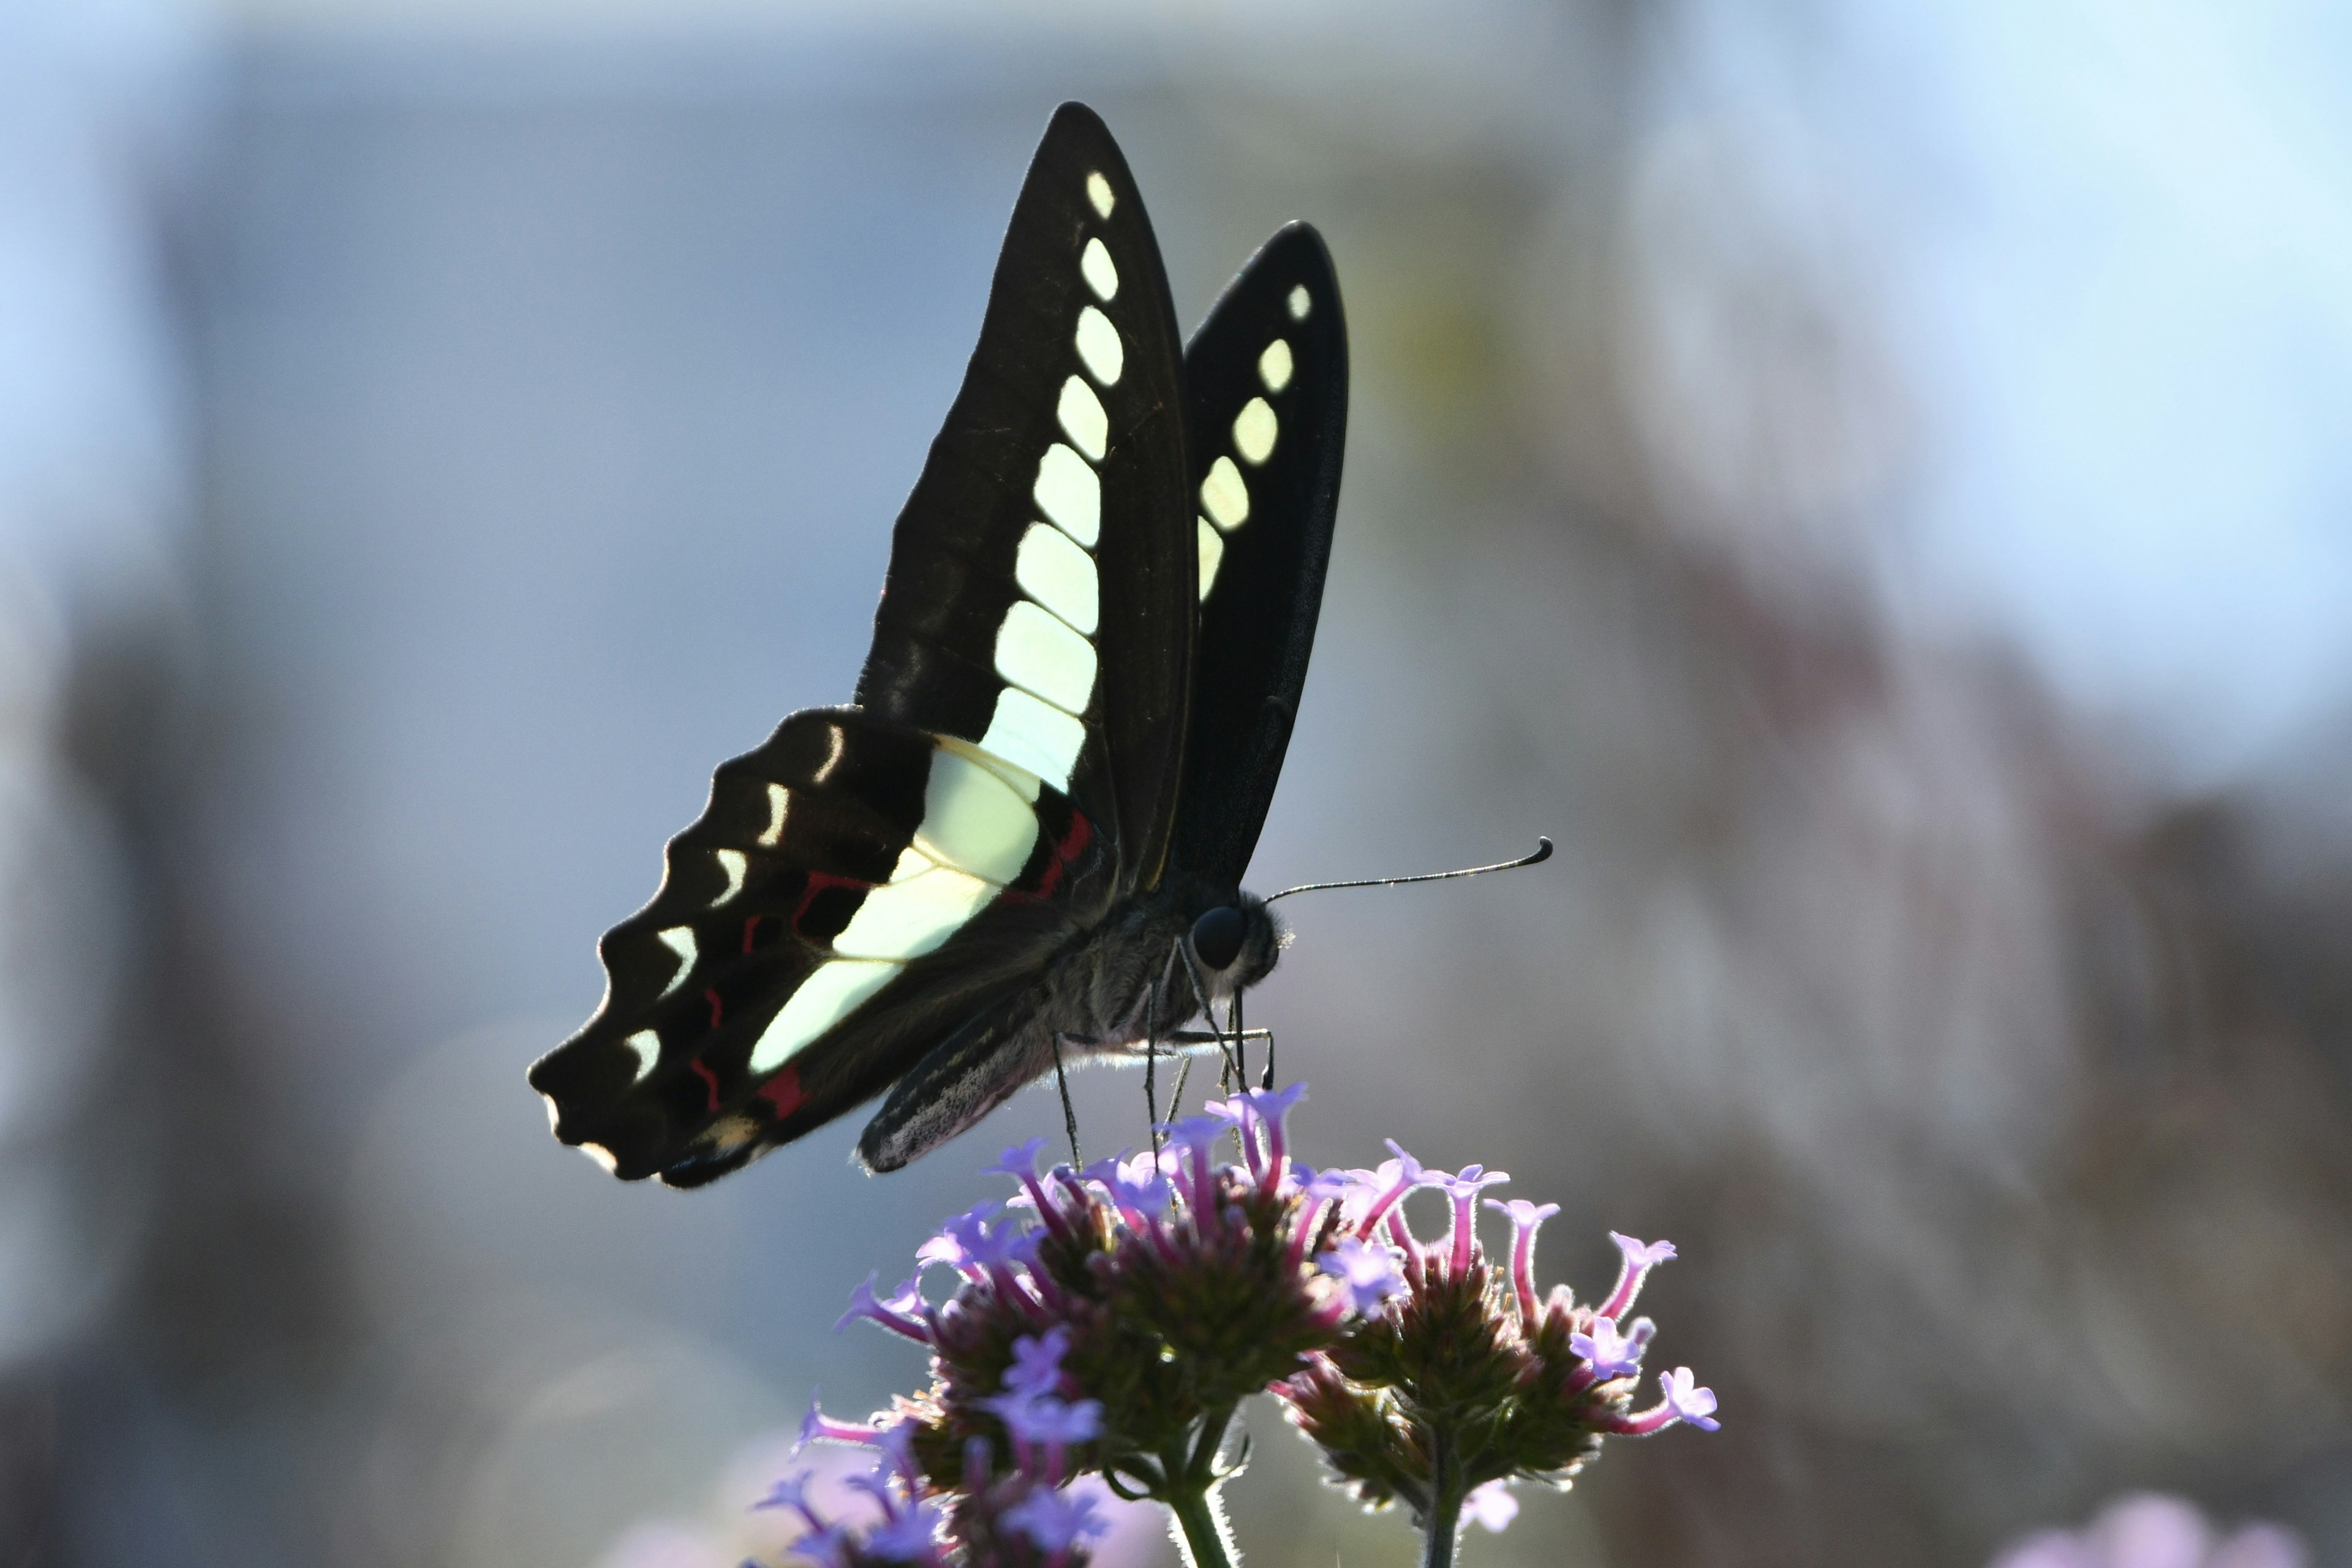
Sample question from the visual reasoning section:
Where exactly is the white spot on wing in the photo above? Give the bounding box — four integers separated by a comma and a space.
1287, 284, 1311, 320
1057, 377, 1108, 462
758, 783, 788, 846
1086, 171, 1115, 218
1081, 238, 1118, 301
886, 845, 935, 883
830, 864, 998, 961
1259, 338, 1294, 393
1200, 456, 1250, 532
995, 600, 1097, 715
1233, 398, 1278, 466
978, 687, 1086, 790
936, 734, 1042, 802
917, 745, 1039, 883
1197, 518, 1225, 600
1074, 306, 1123, 385
655, 926, 698, 999
1033, 443, 1101, 547
579, 1142, 621, 1174
712, 848, 748, 905
623, 1028, 661, 1083
541, 1092, 563, 1133
749, 960, 899, 1072
1015, 522, 1098, 635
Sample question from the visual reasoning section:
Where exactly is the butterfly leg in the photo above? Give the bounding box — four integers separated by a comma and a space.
1174, 938, 1243, 1085
1051, 1031, 1084, 1168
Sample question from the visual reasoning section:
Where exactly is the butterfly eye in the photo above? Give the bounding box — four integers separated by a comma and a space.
1189, 906, 1248, 971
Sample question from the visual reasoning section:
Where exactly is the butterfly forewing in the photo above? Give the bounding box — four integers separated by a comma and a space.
1170, 224, 1348, 888
854, 102, 1194, 893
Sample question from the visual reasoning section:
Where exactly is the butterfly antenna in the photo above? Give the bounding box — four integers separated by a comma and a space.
1263, 836, 1554, 903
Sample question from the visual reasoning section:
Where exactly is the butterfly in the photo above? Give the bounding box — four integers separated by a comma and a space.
528, 102, 1346, 1186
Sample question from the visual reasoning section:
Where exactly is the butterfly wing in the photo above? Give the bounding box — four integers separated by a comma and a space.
856, 100, 1194, 893
1167, 224, 1348, 888
529, 709, 1114, 1185
530, 103, 1194, 1184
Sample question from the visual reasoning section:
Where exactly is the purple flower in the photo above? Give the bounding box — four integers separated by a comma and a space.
1200, 1098, 1253, 1177
1596, 1231, 1676, 1319
1317, 1234, 1411, 1317
1465, 1479, 1520, 1533
999, 1484, 1110, 1552
916, 1201, 1004, 1278
988, 1390, 1106, 1448
1227, 1081, 1310, 1177
862, 1497, 948, 1561
916, 1205, 1038, 1281
1290, 1162, 1354, 1205
1348, 1140, 1428, 1235
1004, 1326, 1073, 1398
1154, 1114, 1229, 1210
797, 1393, 887, 1452
1485, 1197, 1560, 1324
835, 1272, 930, 1342
1087, 1150, 1174, 1218
754, 1469, 815, 1515
985, 1139, 1081, 1239
984, 1137, 1050, 1182
1660, 1366, 1719, 1431
1428, 1164, 1511, 1273
787, 1522, 856, 1568
1990, 1494, 2313, 1568
1568, 1315, 1643, 1381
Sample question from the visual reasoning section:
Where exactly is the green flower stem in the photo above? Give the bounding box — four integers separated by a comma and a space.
1161, 1406, 1242, 1568
1420, 1426, 1466, 1568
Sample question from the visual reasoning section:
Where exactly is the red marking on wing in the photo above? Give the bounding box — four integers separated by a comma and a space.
741, 914, 763, 954
690, 1058, 722, 1112
705, 987, 725, 1028
1031, 810, 1095, 901
793, 871, 868, 935
755, 1066, 806, 1121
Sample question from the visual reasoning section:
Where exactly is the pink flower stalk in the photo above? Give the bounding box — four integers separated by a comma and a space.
1596, 1231, 1677, 1320
1428, 1164, 1512, 1274
1348, 1140, 1429, 1236
1485, 1197, 1561, 1324
835, 1273, 932, 1343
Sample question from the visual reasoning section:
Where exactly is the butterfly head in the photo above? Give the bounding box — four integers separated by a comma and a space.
1183, 891, 1284, 1005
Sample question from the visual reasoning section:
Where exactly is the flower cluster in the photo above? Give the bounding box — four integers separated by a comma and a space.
1276, 1142, 1716, 1544
1990, 1493, 2308, 1568
754, 1084, 1717, 1566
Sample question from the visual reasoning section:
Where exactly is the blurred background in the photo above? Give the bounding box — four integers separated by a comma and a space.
6, 0, 2352, 1563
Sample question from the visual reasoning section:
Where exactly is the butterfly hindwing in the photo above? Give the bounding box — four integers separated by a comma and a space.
1169, 223, 1349, 888
854, 101, 1194, 893
529, 708, 1114, 1183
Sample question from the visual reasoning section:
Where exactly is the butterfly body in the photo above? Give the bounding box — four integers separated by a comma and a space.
530, 103, 1345, 1186
859, 878, 1281, 1172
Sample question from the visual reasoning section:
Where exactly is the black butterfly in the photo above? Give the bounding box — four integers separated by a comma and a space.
529, 102, 1346, 1186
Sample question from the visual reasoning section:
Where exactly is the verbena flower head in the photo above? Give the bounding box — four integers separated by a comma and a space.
1275, 1139, 1717, 1533
765, 1093, 1716, 1564
793, 1091, 1364, 1556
